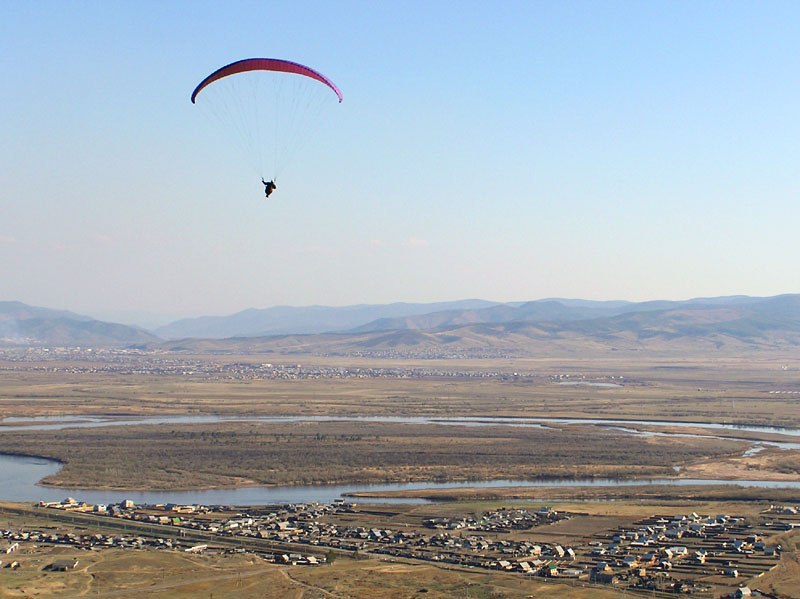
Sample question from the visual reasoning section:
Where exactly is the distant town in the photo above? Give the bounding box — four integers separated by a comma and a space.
0, 347, 627, 383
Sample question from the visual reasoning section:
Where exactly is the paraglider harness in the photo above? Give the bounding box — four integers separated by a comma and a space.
262, 178, 277, 198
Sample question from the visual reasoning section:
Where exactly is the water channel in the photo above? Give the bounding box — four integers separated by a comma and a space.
3, 414, 800, 505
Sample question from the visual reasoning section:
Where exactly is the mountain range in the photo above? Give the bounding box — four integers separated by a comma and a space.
2, 295, 799, 355
0, 301, 159, 347
154, 299, 506, 339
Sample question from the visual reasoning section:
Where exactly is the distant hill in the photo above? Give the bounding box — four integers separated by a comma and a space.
0, 302, 160, 347
159, 295, 800, 356
349, 299, 618, 332
4, 295, 799, 354
154, 299, 506, 339
0, 301, 93, 323
347, 295, 779, 333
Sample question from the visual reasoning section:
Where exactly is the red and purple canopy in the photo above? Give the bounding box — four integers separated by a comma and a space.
191, 58, 343, 104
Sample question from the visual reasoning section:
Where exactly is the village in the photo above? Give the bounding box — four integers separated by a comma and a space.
0, 347, 551, 380
1, 499, 797, 597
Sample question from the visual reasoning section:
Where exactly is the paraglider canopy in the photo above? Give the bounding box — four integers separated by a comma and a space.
190, 57, 342, 184
191, 58, 342, 104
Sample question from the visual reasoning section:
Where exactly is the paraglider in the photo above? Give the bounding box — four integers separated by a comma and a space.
191, 58, 342, 198
262, 178, 277, 198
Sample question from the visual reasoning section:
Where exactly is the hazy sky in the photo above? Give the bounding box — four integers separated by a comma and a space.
3, 1, 799, 323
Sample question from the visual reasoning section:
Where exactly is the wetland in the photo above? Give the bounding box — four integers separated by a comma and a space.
1, 352, 800, 500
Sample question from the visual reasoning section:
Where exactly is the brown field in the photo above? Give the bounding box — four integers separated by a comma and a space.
286, 558, 627, 599
0, 546, 302, 599
348, 483, 800, 503
1, 353, 799, 491
1, 354, 800, 426
0, 420, 746, 490
0, 547, 627, 599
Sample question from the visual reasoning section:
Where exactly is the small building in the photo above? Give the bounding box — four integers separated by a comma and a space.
47, 559, 79, 571
595, 561, 612, 573
560, 568, 585, 579
591, 571, 619, 584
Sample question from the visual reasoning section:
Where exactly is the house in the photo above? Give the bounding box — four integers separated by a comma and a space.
667, 546, 688, 558
47, 559, 79, 571
622, 556, 638, 568
591, 571, 619, 584
665, 527, 686, 539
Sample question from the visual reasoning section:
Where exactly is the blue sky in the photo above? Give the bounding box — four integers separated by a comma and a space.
2, 1, 799, 323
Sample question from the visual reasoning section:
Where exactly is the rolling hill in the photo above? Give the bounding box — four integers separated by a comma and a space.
0, 302, 160, 347
4, 295, 799, 355
159, 295, 800, 356
154, 299, 508, 339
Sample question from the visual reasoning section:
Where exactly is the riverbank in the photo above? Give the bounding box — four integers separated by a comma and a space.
345, 482, 800, 503
3, 353, 800, 427
0, 418, 748, 492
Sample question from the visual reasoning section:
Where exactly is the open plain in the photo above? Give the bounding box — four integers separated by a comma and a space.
1, 351, 799, 490
2, 350, 800, 597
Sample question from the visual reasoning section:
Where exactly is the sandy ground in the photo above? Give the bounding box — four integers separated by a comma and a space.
681, 448, 800, 481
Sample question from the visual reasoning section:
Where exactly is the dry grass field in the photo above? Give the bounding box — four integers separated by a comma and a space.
0, 420, 745, 490
287, 559, 627, 599
349, 483, 800, 503
1, 352, 798, 491
0, 548, 631, 599
0, 546, 303, 599
1, 354, 799, 426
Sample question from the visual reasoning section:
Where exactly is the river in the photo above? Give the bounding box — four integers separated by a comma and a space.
3, 414, 800, 505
